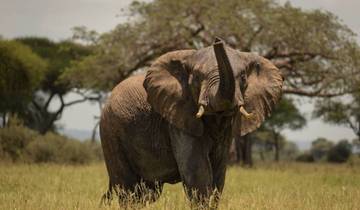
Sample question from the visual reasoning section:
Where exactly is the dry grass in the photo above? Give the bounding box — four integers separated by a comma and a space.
0, 162, 359, 209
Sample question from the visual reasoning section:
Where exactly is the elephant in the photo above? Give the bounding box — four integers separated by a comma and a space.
99, 38, 283, 208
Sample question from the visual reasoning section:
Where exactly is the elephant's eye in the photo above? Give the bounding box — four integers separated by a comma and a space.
253, 61, 261, 75
240, 71, 246, 82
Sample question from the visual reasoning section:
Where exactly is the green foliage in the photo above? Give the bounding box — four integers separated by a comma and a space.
280, 141, 300, 160
0, 122, 38, 161
314, 92, 360, 139
264, 97, 306, 131
0, 40, 47, 113
311, 137, 334, 161
327, 140, 352, 163
297, 138, 353, 163
296, 152, 315, 163
0, 124, 103, 164
71, 26, 99, 45
67, 0, 360, 98
26, 133, 102, 164
17, 37, 92, 94
13, 37, 93, 133
254, 97, 305, 161
251, 129, 299, 161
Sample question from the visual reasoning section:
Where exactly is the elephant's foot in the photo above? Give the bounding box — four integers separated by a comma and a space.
185, 187, 221, 210
101, 181, 163, 208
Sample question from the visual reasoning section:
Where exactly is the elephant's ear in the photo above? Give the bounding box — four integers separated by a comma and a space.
234, 59, 284, 136
143, 50, 204, 136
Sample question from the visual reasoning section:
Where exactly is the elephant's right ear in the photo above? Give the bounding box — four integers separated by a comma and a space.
143, 50, 204, 136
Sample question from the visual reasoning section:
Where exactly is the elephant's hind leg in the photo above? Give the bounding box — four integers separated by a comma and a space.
100, 136, 139, 205
99, 116, 163, 207
99, 111, 139, 204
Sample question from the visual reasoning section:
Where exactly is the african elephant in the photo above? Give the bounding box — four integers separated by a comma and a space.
100, 38, 283, 208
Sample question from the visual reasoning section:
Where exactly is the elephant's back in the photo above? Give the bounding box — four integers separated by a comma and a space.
109, 74, 150, 120
100, 73, 152, 141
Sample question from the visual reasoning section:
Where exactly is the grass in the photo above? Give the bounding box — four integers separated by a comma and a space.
0, 162, 359, 210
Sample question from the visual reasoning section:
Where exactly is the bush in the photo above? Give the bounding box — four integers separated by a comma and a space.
295, 152, 315, 163
0, 124, 38, 161
327, 140, 352, 163
25, 133, 66, 163
25, 133, 103, 164
1, 124, 103, 164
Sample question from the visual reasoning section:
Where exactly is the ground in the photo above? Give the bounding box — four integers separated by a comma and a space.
0, 162, 359, 209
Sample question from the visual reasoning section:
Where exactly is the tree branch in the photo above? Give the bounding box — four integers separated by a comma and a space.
31, 99, 42, 111
346, 118, 357, 134
44, 93, 55, 111
244, 26, 263, 51
283, 88, 350, 97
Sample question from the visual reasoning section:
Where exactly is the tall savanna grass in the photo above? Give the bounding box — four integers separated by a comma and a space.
0, 162, 359, 209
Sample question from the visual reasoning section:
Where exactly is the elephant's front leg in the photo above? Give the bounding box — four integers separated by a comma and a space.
169, 125, 214, 206
209, 135, 232, 208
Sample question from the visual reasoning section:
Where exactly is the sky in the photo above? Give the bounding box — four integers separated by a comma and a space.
1, 0, 359, 148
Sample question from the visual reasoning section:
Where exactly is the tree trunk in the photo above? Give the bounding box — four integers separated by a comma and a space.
234, 134, 253, 167
91, 120, 100, 143
273, 131, 280, 162
259, 147, 265, 161
357, 119, 360, 142
2, 112, 6, 127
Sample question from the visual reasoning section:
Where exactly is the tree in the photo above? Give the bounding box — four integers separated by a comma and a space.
352, 139, 360, 155
327, 139, 352, 163
66, 0, 360, 98
314, 91, 360, 142
310, 137, 334, 161
15, 37, 96, 134
280, 140, 300, 161
0, 40, 47, 127
251, 129, 273, 161
231, 134, 254, 166
231, 97, 305, 164
262, 97, 306, 161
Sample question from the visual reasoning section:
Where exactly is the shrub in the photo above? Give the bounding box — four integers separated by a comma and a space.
1, 124, 103, 164
25, 133, 65, 163
83, 140, 104, 161
25, 133, 103, 164
0, 124, 38, 161
327, 140, 352, 163
295, 152, 315, 163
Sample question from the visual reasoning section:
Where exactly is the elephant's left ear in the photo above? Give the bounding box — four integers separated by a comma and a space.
143, 50, 204, 136
234, 58, 284, 136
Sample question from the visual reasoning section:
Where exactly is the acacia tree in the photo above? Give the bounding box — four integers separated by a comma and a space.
66, 0, 360, 96
0, 40, 47, 127
15, 37, 97, 134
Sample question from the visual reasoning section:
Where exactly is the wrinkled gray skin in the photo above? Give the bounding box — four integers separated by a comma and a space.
100, 40, 283, 208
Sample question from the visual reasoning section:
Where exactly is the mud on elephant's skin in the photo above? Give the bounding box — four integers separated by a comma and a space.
100, 38, 283, 208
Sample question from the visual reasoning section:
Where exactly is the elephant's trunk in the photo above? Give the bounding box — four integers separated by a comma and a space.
213, 39, 235, 102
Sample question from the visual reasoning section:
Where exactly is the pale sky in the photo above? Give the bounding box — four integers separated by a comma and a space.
1, 0, 359, 148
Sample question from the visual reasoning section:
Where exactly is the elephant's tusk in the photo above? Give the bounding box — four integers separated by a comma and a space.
196, 105, 205, 118
239, 106, 254, 120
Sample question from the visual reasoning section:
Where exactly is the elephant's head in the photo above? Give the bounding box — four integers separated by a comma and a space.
143, 39, 283, 137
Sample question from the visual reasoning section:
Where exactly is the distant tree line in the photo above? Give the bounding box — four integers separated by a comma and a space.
296, 137, 355, 163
